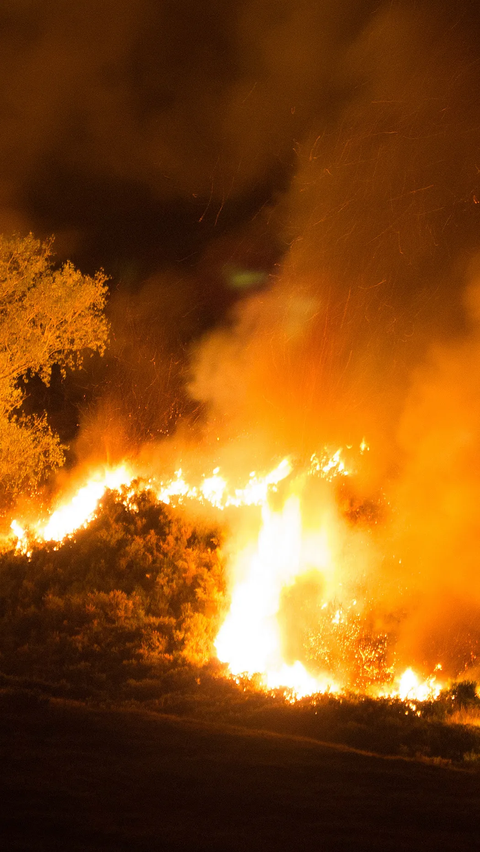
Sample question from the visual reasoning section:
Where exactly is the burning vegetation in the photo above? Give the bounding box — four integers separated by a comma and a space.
0, 272, 479, 769
1, 230, 480, 736
2, 454, 480, 764
3, 437, 479, 715
0, 486, 226, 687
1, 6, 480, 770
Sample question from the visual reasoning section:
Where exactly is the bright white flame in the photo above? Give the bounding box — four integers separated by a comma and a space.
201, 470, 227, 507
264, 662, 338, 699
393, 667, 443, 702
215, 494, 338, 698
41, 465, 134, 542
155, 469, 191, 504
216, 497, 302, 673
310, 449, 348, 480
10, 519, 25, 540
10, 519, 28, 553
224, 457, 293, 508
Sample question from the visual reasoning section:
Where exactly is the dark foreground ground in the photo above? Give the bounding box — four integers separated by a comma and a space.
1, 696, 479, 852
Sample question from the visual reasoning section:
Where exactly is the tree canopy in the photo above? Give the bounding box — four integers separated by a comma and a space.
0, 234, 109, 504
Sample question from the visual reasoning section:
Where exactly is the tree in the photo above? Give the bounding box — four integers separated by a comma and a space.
0, 233, 109, 504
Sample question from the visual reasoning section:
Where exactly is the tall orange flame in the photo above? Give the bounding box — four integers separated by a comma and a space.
9, 445, 446, 700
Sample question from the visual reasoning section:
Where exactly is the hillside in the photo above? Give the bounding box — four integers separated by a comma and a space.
1, 695, 479, 852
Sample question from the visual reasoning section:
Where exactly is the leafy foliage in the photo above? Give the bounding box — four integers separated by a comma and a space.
0, 233, 109, 502
0, 488, 226, 686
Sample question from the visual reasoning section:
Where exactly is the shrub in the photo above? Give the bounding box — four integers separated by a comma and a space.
0, 487, 226, 689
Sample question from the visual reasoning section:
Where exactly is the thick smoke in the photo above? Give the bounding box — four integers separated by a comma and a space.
191, 6, 480, 457
379, 269, 480, 676
188, 4, 480, 678
0, 0, 378, 262
0, 0, 394, 454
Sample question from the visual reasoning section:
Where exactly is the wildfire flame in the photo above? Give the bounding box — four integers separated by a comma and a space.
395, 667, 442, 703
9, 444, 447, 702
215, 495, 339, 697
11, 464, 135, 549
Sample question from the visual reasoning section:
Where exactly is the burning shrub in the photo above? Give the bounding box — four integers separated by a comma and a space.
276, 570, 394, 691
0, 487, 226, 688
301, 601, 394, 691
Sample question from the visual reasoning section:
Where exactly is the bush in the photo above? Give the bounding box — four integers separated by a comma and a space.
0, 487, 226, 689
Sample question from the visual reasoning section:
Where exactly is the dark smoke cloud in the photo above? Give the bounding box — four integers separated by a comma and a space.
0, 0, 395, 450
2, 3, 477, 300
0, 0, 386, 269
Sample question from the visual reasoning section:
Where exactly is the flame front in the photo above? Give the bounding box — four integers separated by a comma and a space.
9, 445, 450, 701
42, 465, 135, 542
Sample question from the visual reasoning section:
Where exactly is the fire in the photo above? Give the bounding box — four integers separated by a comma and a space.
9, 519, 26, 550
42, 465, 135, 542
11, 464, 135, 549
8, 444, 451, 702
9, 455, 293, 558
395, 666, 443, 703
10, 457, 292, 546
215, 495, 339, 696
216, 498, 303, 676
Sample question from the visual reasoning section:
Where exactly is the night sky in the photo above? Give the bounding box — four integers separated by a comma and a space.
2, 1, 480, 461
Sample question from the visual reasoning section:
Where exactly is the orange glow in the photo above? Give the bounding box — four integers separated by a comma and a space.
10, 457, 294, 544
8, 445, 452, 701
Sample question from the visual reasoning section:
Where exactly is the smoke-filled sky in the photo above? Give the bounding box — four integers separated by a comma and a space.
2, 0, 480, 458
